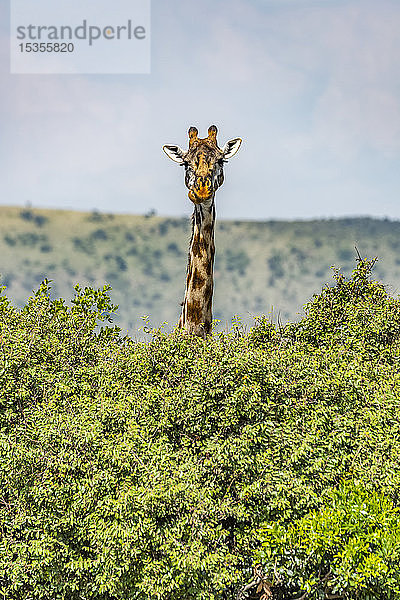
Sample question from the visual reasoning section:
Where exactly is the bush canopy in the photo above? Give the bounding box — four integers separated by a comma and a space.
1, 260, 400, 599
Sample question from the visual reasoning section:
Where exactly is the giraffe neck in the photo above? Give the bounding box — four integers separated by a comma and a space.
179, 199, 216, 337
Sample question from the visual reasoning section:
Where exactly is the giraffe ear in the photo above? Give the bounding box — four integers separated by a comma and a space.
222, 138, 242, 159
163, 145, 186, 164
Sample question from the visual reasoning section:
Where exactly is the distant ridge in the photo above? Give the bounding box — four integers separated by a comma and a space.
1, 205, 400, 333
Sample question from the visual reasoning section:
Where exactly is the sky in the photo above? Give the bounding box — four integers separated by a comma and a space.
1, 0, 400, 220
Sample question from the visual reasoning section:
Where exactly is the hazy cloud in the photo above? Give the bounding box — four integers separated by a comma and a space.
1, 0, 399, 219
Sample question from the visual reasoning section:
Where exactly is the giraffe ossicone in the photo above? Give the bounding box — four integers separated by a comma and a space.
163, 125, 242, 337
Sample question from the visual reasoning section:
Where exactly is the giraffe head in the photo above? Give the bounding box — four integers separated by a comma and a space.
163, 125, 242, 204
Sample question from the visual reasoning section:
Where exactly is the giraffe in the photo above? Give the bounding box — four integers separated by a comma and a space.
163, 125, 242, 337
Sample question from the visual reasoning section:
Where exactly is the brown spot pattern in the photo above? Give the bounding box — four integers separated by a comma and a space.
191, 235, 203, 258
203, 223, 213, 236
191, 269, 206, 290
203, 320, 211, 334
186, 298, 202, 325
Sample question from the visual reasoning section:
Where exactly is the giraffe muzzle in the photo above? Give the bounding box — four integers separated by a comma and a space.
188, 177, 213, 203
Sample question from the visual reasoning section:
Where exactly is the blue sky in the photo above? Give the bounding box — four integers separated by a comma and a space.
1, 0, 399, 220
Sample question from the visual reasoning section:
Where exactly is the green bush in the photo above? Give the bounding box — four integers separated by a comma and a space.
1, 259, 400, 599
256, 482, 400, 599
19, 210, 48, 227
91, 229, 108, 241
267, 254, 285, 278
284, 258, 400, 354
225, 250, 250, 275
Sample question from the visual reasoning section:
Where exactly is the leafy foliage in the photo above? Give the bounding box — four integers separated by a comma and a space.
1, 259, 400, 599
257, 482, 400, 599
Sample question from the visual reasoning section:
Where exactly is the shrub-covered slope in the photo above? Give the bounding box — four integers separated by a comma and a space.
1, 260, 400, 599
3, 205, 400, 333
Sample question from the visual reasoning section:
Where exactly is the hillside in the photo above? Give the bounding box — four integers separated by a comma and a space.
1, 206, 400, 332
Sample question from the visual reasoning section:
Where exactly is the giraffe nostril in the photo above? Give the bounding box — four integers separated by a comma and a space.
196, 176, 211, 188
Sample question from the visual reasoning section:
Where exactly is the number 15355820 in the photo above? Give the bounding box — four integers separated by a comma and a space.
19, 42, 74, 52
